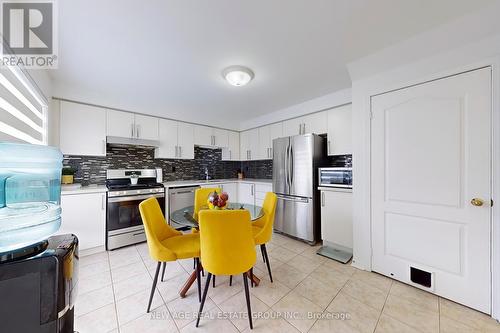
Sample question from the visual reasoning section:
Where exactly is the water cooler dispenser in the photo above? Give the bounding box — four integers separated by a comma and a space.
0, 143, 78, 333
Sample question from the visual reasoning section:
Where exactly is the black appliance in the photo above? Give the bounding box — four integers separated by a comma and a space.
0, 234, 78, 333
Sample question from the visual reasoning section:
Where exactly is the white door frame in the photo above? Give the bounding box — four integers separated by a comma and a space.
356, 57, 500, 320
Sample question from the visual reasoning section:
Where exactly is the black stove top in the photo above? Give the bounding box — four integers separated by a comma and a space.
106, 176, 164, 191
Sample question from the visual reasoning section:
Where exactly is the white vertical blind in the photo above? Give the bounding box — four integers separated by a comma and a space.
0, 66, 48, 145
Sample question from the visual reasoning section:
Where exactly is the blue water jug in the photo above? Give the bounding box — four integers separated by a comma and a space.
0, 142, 63, 253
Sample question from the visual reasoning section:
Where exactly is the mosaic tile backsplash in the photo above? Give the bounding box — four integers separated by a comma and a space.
63, 145, 271, 186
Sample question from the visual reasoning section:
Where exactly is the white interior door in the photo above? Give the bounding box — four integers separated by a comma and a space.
371, 68, 492, 313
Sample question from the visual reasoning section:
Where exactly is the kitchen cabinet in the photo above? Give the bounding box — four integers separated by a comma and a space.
258, 123, 282, 160
222, 131, 240, 161
194, 125, 229, 148
282, 112, 327, 136
177, 122, 195, 159
320, 188, 353, 250
238, 182, 255, 205
106, 110, 159, 140
213, 128, 228, 148
219, 182, 238, 201
156, 119, 194, 159
254, 183, 272, 207
134, 114, 159, 140
326, 104, 352, 155
59, 101, 107, 156
59, 192, 106, 251
240, 128, 259, 160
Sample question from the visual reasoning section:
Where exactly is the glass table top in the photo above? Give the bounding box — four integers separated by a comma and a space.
170, 202, 264, 229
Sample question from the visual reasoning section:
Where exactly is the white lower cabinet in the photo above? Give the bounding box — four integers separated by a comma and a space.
59, 192, 106, 251
320, 188, 353, 250
219, 182, 238, 201
255, 183, 272, 206
237, 182, 255, 205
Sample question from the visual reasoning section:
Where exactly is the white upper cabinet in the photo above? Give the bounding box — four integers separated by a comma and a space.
303, 111, 327, 135
222, 131, 240, 161
258, 122, 283, 160
240, 128, 259, 160
282, 117, 303, 137
156, 119, 194, 159
106, 110, 158, 140
177, 122, 195, 159
257, 125, 270, 160
194, 125, 229, 148
213, 128, 228, 148
106, 110, 135, 138
194, 125, 213, 146
327, 104, 352, 156
59, 101, 107, 156
156, 119, 178, 159
282, 112, 327, 136
134, 114, 159, 140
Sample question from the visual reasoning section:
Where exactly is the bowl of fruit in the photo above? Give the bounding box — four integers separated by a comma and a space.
207, 191, 229, 210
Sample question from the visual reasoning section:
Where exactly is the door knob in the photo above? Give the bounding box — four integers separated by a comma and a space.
471, 198, 484, 207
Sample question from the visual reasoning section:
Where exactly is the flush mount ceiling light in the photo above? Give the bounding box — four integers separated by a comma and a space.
222, 66, 254, 87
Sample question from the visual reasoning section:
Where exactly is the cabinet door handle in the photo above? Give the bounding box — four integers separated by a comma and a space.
298, 123, 301, 135
179, 146, 182, 157
229, 150, 232, 160
321, 192, 325, 207
136, 125, 140, 138
328, 140, 331, 155
131, 124, 135, 138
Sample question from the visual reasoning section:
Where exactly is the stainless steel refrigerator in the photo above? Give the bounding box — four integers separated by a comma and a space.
272, 134, 325, 244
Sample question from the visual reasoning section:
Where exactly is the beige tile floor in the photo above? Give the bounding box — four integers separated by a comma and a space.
75, 233, 500, 333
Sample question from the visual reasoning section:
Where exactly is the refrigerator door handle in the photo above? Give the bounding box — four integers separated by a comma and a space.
276, 194, 309, 203
284, 143, 289, 190
289, 144, 294, 187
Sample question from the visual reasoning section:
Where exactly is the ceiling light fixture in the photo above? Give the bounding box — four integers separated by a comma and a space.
222, 65, 254, 87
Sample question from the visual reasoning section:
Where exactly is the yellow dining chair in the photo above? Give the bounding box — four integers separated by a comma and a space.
192, 187, 221, 280
139, 197, 201, 312
196, 210, 256, 329
252, 192, 277, 282
193, 187, 221, 220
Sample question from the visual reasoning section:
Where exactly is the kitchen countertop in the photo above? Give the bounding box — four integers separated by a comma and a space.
163, 178, 272, 188
61, 184, 108, 195
61, 178, 272, 195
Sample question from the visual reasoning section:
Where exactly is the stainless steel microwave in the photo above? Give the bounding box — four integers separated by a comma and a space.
318, 167, 352, 188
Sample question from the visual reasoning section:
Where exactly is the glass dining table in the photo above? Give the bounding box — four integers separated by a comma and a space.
170, 202, 265, 298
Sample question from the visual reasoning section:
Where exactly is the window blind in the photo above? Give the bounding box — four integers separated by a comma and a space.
0, 66, 48, 145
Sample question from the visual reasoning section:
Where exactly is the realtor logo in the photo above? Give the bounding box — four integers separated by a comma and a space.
0, 0, 57, 68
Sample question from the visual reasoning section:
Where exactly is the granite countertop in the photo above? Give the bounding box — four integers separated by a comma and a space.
163, 178, 272, 188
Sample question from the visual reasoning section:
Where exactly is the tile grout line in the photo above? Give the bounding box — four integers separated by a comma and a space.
106, 250, 121, 333
371, 280, 393, 333
139, 248, 181, 333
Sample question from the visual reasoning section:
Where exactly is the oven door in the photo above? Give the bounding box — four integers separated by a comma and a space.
106, 193, 165, 231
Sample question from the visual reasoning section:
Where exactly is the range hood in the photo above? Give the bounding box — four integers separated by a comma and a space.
106, 136, 160, 148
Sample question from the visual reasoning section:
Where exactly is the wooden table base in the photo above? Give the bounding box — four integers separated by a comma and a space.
180, 267, 261, 298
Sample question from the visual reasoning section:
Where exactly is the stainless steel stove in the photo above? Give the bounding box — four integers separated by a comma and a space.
105, 169, 165, 250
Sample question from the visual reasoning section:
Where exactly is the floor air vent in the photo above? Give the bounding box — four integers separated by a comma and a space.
410, 267, 432, 288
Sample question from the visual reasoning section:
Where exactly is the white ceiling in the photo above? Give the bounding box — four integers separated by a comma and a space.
51, 0, 495, 130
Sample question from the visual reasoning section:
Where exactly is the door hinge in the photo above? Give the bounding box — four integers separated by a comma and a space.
491, 199, 494, 207
369, 110, 373, 119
